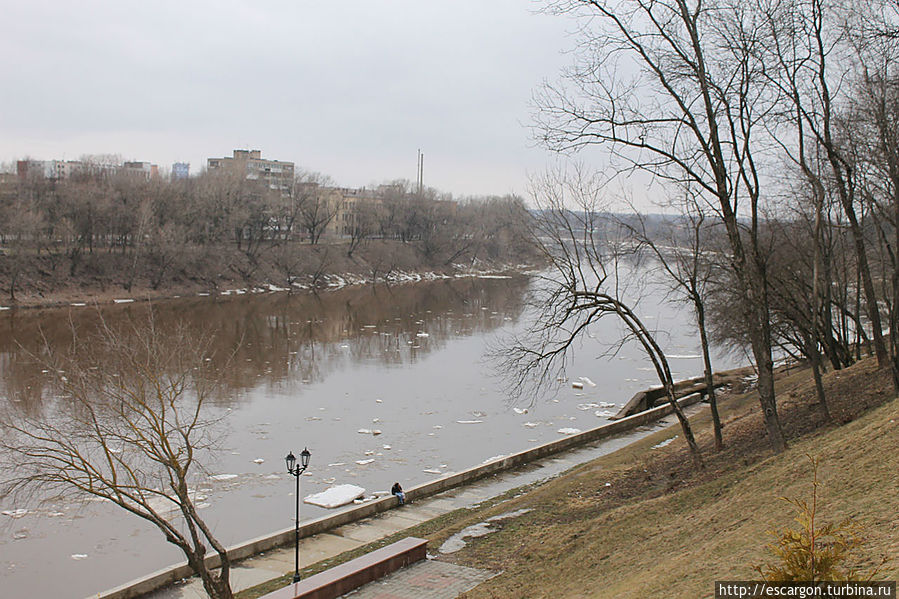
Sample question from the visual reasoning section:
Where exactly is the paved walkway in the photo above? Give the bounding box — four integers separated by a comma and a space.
342, 560, 497, 599
145, 409, 688, 599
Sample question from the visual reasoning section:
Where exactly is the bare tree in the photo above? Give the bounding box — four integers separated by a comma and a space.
536, 0, 787, 451
758, 0, 890, 371
503, 167, 703, 466
0, 315, 235, 599
288, 173, 338, 245
624, 195, 728, 449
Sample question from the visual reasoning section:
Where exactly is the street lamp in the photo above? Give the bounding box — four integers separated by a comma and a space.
286, 447, 311, 583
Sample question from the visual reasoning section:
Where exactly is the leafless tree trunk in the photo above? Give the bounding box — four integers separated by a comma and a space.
625, 199, 726, 449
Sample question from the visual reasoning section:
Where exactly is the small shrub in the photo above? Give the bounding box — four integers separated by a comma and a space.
755, 455, 887, 582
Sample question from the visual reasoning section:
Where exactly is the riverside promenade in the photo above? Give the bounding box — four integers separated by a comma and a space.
137, 404, 696, 599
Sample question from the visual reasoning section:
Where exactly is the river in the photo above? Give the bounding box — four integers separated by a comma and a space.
0, 271, 740, 598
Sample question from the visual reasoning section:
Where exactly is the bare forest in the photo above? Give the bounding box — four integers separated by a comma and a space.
0, 169, 539, 306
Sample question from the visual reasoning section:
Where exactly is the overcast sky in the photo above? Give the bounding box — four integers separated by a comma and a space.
0, 1, 581, 198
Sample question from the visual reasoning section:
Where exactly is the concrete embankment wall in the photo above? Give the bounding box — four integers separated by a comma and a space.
95, 387, 715, 599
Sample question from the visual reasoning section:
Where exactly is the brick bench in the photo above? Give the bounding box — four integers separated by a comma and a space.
259, 537, 428, 599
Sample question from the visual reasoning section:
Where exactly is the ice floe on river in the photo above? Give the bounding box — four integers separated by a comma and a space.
303, 484, 365, 508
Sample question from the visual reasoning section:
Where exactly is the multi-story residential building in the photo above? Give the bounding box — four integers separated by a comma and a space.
172, 162, 190, 180
326, 187, 383, 238
123, 161, 159, 180
16, 158, 125, 181
207, 149, 294, 191
17, 159, 58, 180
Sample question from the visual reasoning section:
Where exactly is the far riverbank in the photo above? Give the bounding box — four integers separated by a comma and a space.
0, 238, 538, 310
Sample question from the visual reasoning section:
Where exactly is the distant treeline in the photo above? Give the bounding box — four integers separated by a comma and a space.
0, 170, 540, 303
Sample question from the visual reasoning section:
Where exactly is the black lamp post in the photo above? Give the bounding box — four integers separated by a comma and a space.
286, 447, 311, 583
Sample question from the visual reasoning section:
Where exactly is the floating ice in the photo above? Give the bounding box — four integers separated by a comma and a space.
70, 303, 86, 307
433, 425, 443, 429
416, 332, 430, 338
571, 382, 584, 389
513, 408, 528, 415
482, 455, 505, 463
364, 450, 375, 456
372, 418, 381, 423
382, 445, 391, 450
304, 484, 365, 508
667, 354, 701, 359
594, 410, 615, 418
577, 403, 600, 410
371, 430, 382, 436
375, 399, 383, 403
557, 428, 582, 435
456, 420, 483, 424
357, 429, 373, 435
71, 554, 88, 560
209, 474, 238, 481
355, 459, 374, 465
113, 299, 134, 304
252, 458, 265, 464
523, 422, 539, 428
423, 468, 442, 474
599, 402, 617, 408
579, 377, 597, 387
652, 436, 678, 449
2, 509, 29, 518
322, 477, 336, 484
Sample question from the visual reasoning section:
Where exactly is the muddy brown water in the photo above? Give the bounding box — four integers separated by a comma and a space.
0, 273, 738, 598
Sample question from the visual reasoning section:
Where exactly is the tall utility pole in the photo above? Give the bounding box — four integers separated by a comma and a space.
416, 149, 424, 195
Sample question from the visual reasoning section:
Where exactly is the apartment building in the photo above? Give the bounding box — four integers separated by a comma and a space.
207, 149, 294, 191
172, 162, 190, 180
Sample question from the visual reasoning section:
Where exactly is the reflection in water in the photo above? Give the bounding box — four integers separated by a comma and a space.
0, 277, 529, 415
